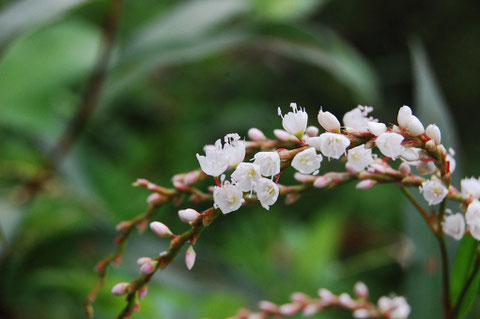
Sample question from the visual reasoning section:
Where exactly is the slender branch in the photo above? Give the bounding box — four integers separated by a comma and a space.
451, 250, 480, 317
400, 187, 436, 232
436, 198, 452, 318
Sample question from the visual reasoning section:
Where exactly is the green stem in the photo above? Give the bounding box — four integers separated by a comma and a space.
451, 252, 480, 318
401, 187, 435, 232
437, 198, 452, 318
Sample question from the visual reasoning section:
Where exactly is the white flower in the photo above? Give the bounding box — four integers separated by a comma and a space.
347, 145, 374, 171
178, 208, 200, 223
378, 296, 411, 319
254, 177, 279, 210
343, 105, 374, 131
213, 181, 244, 214
442, 213, 465, 240
367, 121, 386, 136
308, 132, 350, 160
253, 151, 281, 177
397, 105, 413, 128
375, 132, 404, 158
291, 147, 322, 174
248, 128, 266, 141
400, 147, 422, 162
397, 105, 424, 136
426, 124, 441, 144
231, 162, 262, 192
223, 133, 246, 167
469, 219, 480, 241
196, 139, 229, 176
420, 180, 448, 205
461, 177, 480, 198
466, 200, 480, 224
278, 102, 308, 139
416, 161, 436, 175
317, 109, 340, 132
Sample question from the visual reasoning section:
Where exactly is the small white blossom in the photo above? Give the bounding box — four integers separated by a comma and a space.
416, 161, 436, 175
378, 296, 411, 319
397, 105, 424, 136
305, 125, 319, 137
442, 213, 465, 240
213, 181, 244, 214
248, 128, 265, 141
367, 121, 386, 136
397, 105, 413, 128
469, 219, 480, 241
343, 105, 374, 131
291, 147, 322, 175
253, 151, 281, 177
466, 200, 480, 225
317, 109, 340, 132
347, 145, 374, 171
278, 103, 308, 139
375, 132, 404, 158
426, 124, 441, 144
223, 133, 246, 166
254, 177, 279, 210
461, 177, 480, 198
196, 139, 229, 176
308, 132, 350, 160
231, 162, 262, 192
420, 180, 448, 205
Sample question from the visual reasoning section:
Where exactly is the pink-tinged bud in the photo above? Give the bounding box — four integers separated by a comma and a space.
259, 301, 278, 313
291, 292, 308, 304
136, 257, 152, 266
370, 163, 386, 173
185, 245, 196, 270
274, 129, 291, 142
397, 105, 412, 128
139, 287, 148, 300
438, 144, 447, 157
338, 293, 356, 308
134, 302, 140, 312
140, 261, 158, 275
149, 221, 172, 237
306, 125, 319, 137
317, 109, 340, 133
115, 221, 131, 231
302, 304, 318, 316
345, 162, 357, 174
367, 121, 387, 136
111, 282, 129, 296
184, 170, 201, 185
354, 282, 369, 298
248, 128, 266, 141
285, 193, 300, 205
279, 303, 300, 316
318, 289, 336, 304
353, 309, 370, 318
356, 179, 376, 190
399, 162, 411, 175
294, 172, 316, 183
147, 193, 163, 205
133, 178, 149, 187
426, 124, 441, 144
313, 176, 331, 188
416, 161, 436, 175
137, 220, 147, 233
178, 208, 200, 223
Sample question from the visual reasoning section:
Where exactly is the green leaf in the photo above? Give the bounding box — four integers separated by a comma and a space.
251, 0, 328, 22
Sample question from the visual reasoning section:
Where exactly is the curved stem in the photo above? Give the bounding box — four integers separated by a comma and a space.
400, 187, 435, 232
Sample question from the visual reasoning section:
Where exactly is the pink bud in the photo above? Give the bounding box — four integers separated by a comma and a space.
134, 302, 140, 312
306, 126, 319, 137
354, 282, 369, 298
184, 170, 201, 185
318, 289, 336, 304
302, 304, 318, 316
317, 109, 340, 133
274, 129, 291, 142
149, 221, 172, 237
370, 163, 386, 173
399, 162, 411, 175
178, 208, 200, 223
140, 261, 158, 275
353, 309, 370, 318
185, 245, 196, 270
356, 179, 376, 190
248, 128, 266, 141
279, 303, 300, 316
139, 287, 148, 300
115, 221, 130, 231
338, 293, 356, 308
136, 257, 152, 266
313, 176, 331, 188
133, 178, 149, 187
147, 193, 163, 205
111, 282, 129, 296
294, 172, 316, 183
259, 301, 278, 313
291, 292, 308, 303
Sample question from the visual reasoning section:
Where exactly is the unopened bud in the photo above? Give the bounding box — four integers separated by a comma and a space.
248, 128, 266, 141
416, 161, 436, 175
285, 193, 300, 205
367, 121, 387, 136
426, 124, 441, 144
405, 115, 425, 136
111, 282, 129, 296
184, 170, 201, 185
354, 282, 369, 298
115, 221, 130, 231
134, 302, 140, 312
149, 221, 173, 237
139, 287, 148, 300
279, 303, 300, 316
294, 172, 316, 183
302, 304, 318, 316
437, 144, 447, 157
247, 314, 263, 319
140, 261, 158, 275
133, 178, 149, 187
399, 162, 411, 175
397, 105, 412, 128
353, 309, 370, 318
136, 257, 152, 266
178, 208, 200, 223
318, 289, 336, 304
338, 293, 355, 308
274, 129, 292, 142
317, 109, 340, 133
425, 139, 437, 153
345, 162, 357, 174
291, 292, 308, 303
370, 163, 386, 173
259, 301, 278, 313
313, 176, 331, 188
147, 193, 163, 205
306, 126, 319, 137
356, 179, 376, 190
185, 245, 196, 270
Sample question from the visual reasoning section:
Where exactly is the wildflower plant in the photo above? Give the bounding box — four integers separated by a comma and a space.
85, 103, 480, 319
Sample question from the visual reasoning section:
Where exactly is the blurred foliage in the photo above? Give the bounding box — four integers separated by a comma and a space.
0, 0, 479, 318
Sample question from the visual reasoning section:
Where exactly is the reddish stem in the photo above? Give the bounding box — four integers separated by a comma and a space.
275, 167, 287, 184
214, 177, 221, 187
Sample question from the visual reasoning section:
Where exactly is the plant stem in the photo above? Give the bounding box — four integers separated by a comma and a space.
451, 250, 480, 318
400, 187, 435, 232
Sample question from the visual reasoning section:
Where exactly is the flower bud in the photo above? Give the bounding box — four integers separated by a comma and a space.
426, 124, 441, 144
318, 288, 336, 304
367, 121, 386, 136
115, 221, 130, 231
147, 193, 163, 205
248, 128, 266, 141
416, 161, 436, 175
425, 139, 437, 153
259, 301, 278, 313
356, 179, 376, 190
404, 115, 425, 136
178, 208, 200, 223
185, 245, 196, 270
317, 109, 340, 133
313, 176, 331, 188
291, 292, 308, 303
302, 304, 318, 316
338, 293, 355, 308
274, 129, 292, 142
140, 261, 158, 275
397, 105, 412, 128
354, 282, 369, 298
399, 162, 411, 175
306, 125, 319, 137
134, 302, 140, 313
139, 287, 148, 300
111, 282, 129, 296
136, 257, 152, 266
353, 309, 370, 318
279, 303, 300, 316
184, 170, 201, 185
149, 221, 173, 237
294, 172, 317, 183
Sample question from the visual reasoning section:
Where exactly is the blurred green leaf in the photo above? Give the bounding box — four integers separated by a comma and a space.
251, 0, 328, 22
